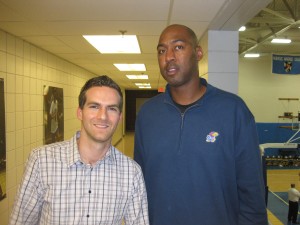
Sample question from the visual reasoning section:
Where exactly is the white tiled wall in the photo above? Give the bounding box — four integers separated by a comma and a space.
0, 29, 97, 224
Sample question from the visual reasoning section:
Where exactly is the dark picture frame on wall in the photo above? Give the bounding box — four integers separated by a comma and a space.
43, 86, 64, 144
0, 78, 6, 201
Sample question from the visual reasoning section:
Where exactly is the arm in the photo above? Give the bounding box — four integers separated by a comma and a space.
235, 115, 268, 225
133, 115, 144, 171
9, 150, 44, 225
124, 166, 149, 225
294, 189, 300, 198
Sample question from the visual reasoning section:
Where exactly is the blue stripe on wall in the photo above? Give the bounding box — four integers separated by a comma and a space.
256, 123, 298, 156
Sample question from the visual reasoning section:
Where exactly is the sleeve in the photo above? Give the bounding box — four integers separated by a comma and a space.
235, 110, 268, 225
133, 113, 144, 172
9, 150, 45, 225
124, 166, 149, 225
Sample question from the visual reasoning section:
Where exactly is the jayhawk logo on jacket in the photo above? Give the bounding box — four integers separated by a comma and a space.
206, 131, 219, 143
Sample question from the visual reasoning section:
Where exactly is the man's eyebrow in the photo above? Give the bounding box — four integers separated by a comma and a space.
86, 101, 100, 106
107, 104, 120, 108
86, 101, 120, 109
157, 43, 164, 50
157, 39, 186, 50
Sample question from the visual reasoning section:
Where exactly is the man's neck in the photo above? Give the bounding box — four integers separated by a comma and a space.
170, 81, 206, 105
77, 136, 111, 166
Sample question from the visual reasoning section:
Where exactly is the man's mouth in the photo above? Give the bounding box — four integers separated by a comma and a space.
94, 123, 109, 128
166, 64, 178, 75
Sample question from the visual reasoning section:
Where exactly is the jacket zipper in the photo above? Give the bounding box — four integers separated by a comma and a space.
166, 101, 199, 154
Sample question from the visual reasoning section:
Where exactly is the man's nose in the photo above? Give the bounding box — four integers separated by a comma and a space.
96, 107, 107, 119
165, 49, 175, 62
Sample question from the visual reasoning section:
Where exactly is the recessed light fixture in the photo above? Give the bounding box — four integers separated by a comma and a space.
244, 53, 260, 58
114, 64, 146, 71
126, 75, 148, 80
138, 86, 151, 89
239, 26, 246, 31
135, 83, 151, 89
83, 34, 141, 53
271, 38, 291, 44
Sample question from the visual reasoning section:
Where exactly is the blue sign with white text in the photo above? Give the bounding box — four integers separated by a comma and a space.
272, 54, 300, 75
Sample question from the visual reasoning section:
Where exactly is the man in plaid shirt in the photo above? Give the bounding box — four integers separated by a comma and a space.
9, 75, 149, 225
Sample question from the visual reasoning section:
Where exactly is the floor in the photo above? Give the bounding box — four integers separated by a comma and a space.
267, 169, 300, 225
119, 132, 297, 225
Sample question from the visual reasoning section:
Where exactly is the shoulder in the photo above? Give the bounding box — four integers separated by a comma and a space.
110, 147, 143, 172
207, 84, 251, 111
204, 84, 255, 125
208, 84, 245, 104
28, 139, 72, 164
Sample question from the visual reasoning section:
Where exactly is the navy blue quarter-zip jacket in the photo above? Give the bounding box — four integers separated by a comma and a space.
134, 78, 268, 225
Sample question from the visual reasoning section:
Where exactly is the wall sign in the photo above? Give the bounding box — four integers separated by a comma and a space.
272, 54, 300, 75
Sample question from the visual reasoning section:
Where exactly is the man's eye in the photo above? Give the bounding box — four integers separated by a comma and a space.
175, 45, 183, 50
89, 105, 99, 109
106, 106, 117, 112
157, 49, 165, 54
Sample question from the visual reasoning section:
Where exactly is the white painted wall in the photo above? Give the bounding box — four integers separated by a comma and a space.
239, 55, 300, 123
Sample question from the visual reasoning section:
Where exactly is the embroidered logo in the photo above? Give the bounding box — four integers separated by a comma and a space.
206, 131, 219, 143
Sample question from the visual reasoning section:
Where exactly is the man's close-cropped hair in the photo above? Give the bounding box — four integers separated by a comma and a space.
78, 75, 123, 111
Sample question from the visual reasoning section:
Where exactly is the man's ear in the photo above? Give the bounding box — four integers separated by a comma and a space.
196, 46, 203, 61
77, 107, 82, 120
118, 112, 123, 123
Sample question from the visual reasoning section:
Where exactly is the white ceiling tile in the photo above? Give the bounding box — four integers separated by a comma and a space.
0, 0, 292, 89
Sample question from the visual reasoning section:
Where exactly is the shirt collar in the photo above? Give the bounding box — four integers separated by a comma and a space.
67, 131, 116, 167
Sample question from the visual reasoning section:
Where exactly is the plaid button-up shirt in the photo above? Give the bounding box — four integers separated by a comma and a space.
9, 133, 149, 225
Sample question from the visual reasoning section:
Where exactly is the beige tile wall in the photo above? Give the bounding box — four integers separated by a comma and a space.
0, 29, 100, 224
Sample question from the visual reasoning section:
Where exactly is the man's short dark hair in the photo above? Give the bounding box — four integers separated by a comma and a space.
78, 75, 123, 111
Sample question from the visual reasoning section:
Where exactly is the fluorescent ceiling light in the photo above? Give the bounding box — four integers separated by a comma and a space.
114, 64, 146, 71
244, 53, 260, 58
135, 83, 150, 86
271, 38, 291, 44
239, 26, 246, 31
126, 75, 148, 80
138, 86, 151, 89
135, 83, 151, 89
83, 35, 141, 53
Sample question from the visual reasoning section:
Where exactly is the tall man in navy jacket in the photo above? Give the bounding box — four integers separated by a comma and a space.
134, 24, 268, 225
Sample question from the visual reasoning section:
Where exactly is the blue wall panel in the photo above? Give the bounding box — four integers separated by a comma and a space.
256, 123, 298, 156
